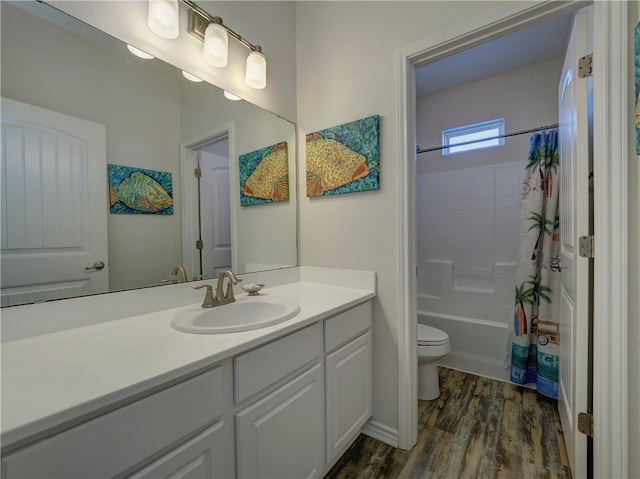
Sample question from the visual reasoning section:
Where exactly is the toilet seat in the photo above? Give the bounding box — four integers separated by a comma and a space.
417, 324, 449, 346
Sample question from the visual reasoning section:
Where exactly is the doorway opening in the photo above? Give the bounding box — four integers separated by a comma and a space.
413, 6, 589, 475
181, 129, 234, 281
397, 3, 628, 477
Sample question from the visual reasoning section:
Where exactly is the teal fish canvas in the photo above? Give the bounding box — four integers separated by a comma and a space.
306, 115, 380, 197
108, 164, 173, 215
239, 142, 289, 207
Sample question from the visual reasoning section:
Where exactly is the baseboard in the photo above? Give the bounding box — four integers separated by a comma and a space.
361, 420, 399, 448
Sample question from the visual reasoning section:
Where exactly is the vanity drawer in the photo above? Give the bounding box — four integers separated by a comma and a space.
3, 366, 225, 479
234, 323, 323, 403
324, 301, 372, 352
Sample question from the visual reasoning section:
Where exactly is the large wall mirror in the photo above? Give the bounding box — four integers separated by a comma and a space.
0, 1, 297, 307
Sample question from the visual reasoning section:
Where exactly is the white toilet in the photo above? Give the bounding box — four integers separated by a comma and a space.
417, 323, 451, 400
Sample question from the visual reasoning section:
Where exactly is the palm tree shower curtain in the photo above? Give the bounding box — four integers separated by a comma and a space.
510, 129, 560, 399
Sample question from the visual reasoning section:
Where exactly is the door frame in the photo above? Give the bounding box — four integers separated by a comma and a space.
395, 2, 628, 477
180, 123, 238, 279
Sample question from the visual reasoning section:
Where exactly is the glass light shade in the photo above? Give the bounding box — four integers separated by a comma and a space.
182, 71, 203, 82
202, 23, 228, 68
223, 91, 242, 101
245, 50, 266, 89
127, 44, 155, 59
147, 0, 179, 39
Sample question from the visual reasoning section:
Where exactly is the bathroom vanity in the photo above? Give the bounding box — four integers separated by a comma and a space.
0, 269, 375, 478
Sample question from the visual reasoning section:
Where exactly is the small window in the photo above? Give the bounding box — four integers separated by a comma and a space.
442, 118, 505, 155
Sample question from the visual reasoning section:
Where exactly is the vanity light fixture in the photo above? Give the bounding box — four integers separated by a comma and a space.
147, 0, 267, 89
202, 17, 228, 68
245, 46, 267, 90
127, 44, 155, 59
182, 71, 203, 82
147, 0, 179, 39
223, 91, 242, 101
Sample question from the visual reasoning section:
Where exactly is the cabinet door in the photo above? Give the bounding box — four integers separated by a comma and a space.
235, 362, 324, 479
2, 367, 225, 479
325, 331, 372, 463
128, 421, 230, 479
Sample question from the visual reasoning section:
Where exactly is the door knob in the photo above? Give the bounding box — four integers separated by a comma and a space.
85, 261, 105, 271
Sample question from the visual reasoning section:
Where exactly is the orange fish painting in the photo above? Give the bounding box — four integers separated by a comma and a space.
305, 115, 380, 197
240, 142, 289, 206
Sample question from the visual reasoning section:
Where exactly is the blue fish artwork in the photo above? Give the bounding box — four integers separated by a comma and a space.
239, 142, 289, 207
305, 115, 380, 197
108, 164, 173, 215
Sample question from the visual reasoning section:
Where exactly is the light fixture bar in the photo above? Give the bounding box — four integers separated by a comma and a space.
182, 0, 259, 53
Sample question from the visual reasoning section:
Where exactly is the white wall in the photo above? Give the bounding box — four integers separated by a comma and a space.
627, 3, 639, 477
415, 58, 561, 380
417, 57, 563, 175
1, 3, 183, 292
296, 0, 504, 439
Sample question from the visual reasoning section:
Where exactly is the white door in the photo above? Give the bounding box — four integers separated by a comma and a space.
200, 145, 231, 278
557, 8, 591, 478
1, 97, 108, 306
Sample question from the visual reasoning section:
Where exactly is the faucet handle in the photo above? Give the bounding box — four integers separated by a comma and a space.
194, 284, 216, 308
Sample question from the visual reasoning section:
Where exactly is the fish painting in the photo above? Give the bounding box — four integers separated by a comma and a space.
108, 168, 173, 214
243, 142, 289, 202
306, 133, 370, 197
305, 115, 380, 197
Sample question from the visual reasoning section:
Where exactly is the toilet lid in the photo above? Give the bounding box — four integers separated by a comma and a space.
417, 324, 449, 346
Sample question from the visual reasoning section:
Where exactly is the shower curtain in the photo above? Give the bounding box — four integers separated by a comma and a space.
510, 129, 560, 399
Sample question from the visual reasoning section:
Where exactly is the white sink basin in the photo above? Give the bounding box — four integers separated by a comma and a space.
171, 295, 300, 334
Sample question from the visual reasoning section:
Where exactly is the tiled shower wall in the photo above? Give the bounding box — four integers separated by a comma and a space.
416, 160, 523, 325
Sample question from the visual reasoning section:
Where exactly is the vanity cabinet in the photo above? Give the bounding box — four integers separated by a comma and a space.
235, 363, 324, 478
324, 301, 373, 465
2, 365, 233, 479
127, 422, 226, 479
234, 323, 325, 479
2, 300, 374, 479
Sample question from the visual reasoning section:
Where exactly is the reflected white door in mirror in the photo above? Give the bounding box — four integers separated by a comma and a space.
0, 98, 108, 306
181, 130, 234, 282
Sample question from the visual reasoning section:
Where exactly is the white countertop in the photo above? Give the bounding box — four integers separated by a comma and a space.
1, 280, 375, 448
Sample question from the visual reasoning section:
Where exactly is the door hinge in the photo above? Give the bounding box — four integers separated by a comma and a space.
194, 167, 202, 178
578, 235, 594, 258
578, 54, 593, 78
195, 239, 203, 250
578, 412, 594, 437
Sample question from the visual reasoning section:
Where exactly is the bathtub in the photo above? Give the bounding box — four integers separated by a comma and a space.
418, 310, 511, 383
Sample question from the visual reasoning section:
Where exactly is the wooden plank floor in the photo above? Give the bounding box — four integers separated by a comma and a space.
324, 367, 572, 479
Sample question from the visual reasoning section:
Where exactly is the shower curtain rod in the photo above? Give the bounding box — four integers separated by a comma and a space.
416, 123, 559, 154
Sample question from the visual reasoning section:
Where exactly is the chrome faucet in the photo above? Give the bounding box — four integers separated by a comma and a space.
194, 270, 242, 308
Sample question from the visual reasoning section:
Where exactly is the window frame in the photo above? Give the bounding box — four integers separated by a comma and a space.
441, 118, 505, 156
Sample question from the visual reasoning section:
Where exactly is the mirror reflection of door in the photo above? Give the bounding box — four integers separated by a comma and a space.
1, 98, 109, 306
197, 139, 232, 278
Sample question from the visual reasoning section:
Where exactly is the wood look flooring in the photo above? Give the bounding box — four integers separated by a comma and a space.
324, 367, 572, 479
